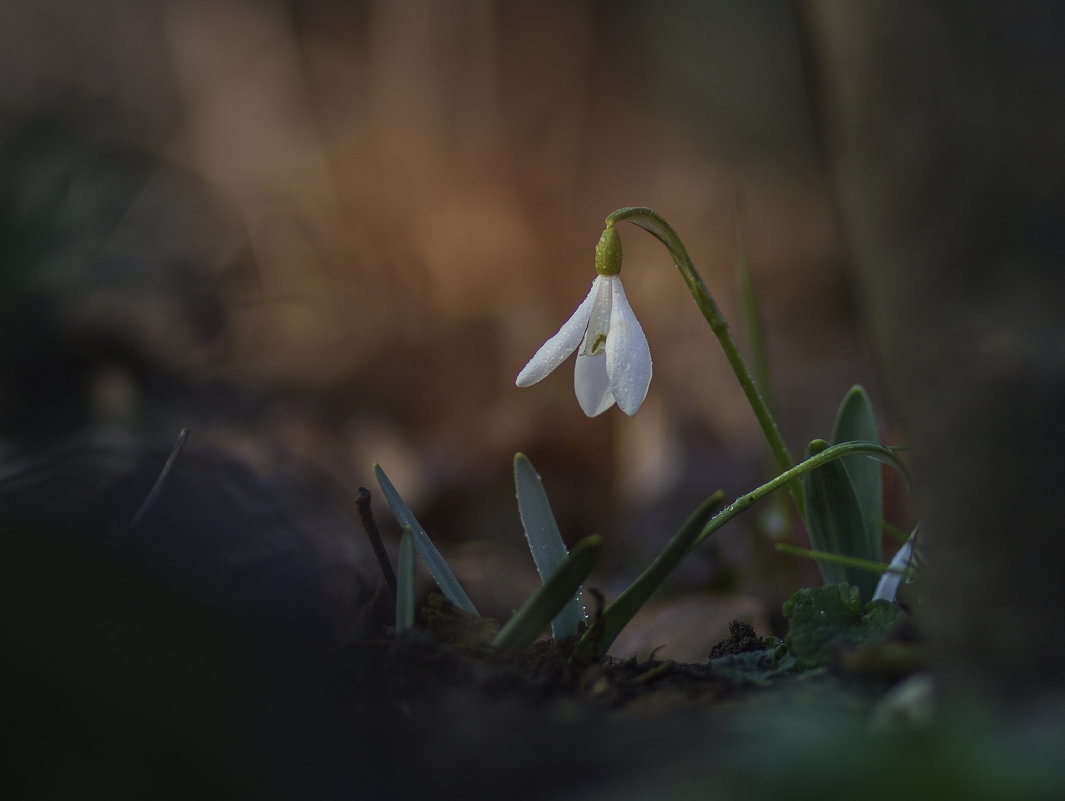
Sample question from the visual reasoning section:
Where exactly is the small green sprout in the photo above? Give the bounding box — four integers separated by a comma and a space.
371, 456, 601, 654
492, 535, 602, 656
513, 452, 586, 638
373, 463, 478, 615
395, 526, 415, 635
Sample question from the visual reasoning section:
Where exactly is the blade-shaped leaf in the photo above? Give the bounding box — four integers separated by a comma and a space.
776, 542, 902, 576
492, 535, 602, 656
395, 526, 415, 634
573, 490, 726, 664
514, 453, 585, 638
801, 439, 878, 601
831, 385, 883, 561
373, 464, 478, 615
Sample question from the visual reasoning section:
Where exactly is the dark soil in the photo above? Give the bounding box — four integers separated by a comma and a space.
7, 440, 1060, 801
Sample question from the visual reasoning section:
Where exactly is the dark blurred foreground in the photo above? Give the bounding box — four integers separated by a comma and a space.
0, 439, 373, 797
4, 440, 1065, 800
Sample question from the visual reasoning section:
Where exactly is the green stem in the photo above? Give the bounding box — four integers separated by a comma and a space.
690, 440, 907, 550
605, 206, 805, 521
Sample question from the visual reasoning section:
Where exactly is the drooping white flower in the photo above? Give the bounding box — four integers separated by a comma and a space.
515, 273, 652, 416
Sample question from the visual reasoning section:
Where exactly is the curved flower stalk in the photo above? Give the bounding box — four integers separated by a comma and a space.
604, 207, 803, 518
516, 227, 652, 416
517, 207, 804, 518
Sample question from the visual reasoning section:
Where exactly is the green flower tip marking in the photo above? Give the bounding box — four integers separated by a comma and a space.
515, 226, 651, 417
594, 224, 623, 276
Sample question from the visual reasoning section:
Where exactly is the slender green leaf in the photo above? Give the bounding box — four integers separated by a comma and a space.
372, 464, 478, 615
513, 453, 585, 638
395, 526, 415, 634
573, 491, 726, 663
492, 535, 602, 656
775, 542, 909, 576
801, 439, 877, 601
831, 385, 883, 560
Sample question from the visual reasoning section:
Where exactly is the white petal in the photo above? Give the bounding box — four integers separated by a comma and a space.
873, 527, 919, 602
578, 276, 613, 356
604, 277, 652, 416
574, 351, 615, 416
516, 278, 600, 387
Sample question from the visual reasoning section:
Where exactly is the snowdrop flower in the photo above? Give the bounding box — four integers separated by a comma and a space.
516, 225, 652, 416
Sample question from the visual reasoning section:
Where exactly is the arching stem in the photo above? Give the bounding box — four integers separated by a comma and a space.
605, 206, 806, 520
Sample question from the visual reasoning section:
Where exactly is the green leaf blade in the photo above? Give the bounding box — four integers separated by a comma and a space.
513, 453, 585, 638
492, 535, 602, 656
831, 385, 883, 561
395, 526, 415, 635
573, 490, 727, 663
372, 463, 479, 616
776, 542, 901, 576
801, 439, 878, 601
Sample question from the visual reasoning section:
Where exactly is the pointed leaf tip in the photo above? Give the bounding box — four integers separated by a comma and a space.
373, 462, 479, 615
514, 452, 586, 637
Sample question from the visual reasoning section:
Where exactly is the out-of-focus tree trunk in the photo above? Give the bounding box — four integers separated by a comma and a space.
804, 1, 1065, 704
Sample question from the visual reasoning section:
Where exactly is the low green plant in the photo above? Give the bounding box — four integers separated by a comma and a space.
782, 584, 909, 669
368, 205, 916, 662
373, 454, 604, 655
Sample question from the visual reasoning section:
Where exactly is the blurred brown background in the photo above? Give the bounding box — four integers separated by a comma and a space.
0, 0, 894, 658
